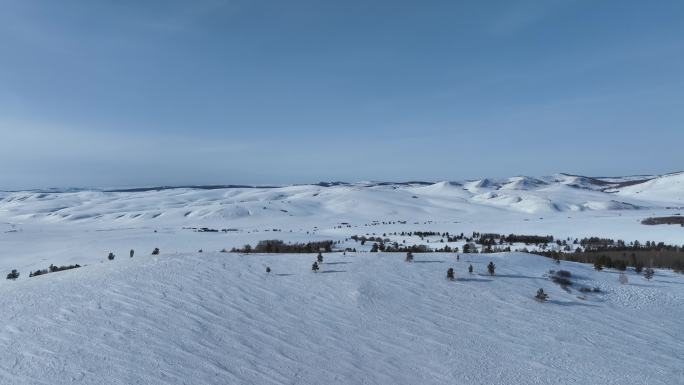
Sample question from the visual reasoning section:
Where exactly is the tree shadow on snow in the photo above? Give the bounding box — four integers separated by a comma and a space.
548, 299, 597, 307
325, 262, 351, 265
275, 273, 294, 277
320, 270, 347, 274
496, 274, 539, 280
458, 277, 492, 282
413, 260, 443, 264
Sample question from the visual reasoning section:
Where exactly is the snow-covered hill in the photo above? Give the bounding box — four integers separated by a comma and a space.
1, 172, 683, 384
1, 251, 682, 385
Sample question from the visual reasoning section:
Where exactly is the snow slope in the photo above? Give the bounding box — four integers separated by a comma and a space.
1, 172, 683, 384
611, 172, 684, 204
1, 251, 682, 385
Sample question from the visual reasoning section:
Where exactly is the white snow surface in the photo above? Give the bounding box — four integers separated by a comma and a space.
1, 252, 683, 385
1, 173, 683, 384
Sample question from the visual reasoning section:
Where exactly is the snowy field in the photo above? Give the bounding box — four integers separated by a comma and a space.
0, 172, 683, 384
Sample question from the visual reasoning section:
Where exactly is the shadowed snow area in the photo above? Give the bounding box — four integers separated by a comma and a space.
1, 252, 682, 385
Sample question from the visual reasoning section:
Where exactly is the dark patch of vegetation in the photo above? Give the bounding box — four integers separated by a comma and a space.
644, 267, 655, 280
29, 263, 81, 277
370, 242, 454, 253
487, 261, 495, 276
641, 216, 684, 226
6, 270, 19, 280
49, 264, 81, 273
535, 288, 548, 302
184, 227, 247, 233
534, 236, 684, 272
232, 240, 334, 253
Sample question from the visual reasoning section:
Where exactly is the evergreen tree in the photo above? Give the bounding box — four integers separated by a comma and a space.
487, 261, 495, 276
130, 249, 134, 258
468, 264, 473, 274
317, 253, 323, 263
446, 267, 455, 280
108, 252, 115, 261
266, 266, 271, 274
643, 267, 654, 280
405, 252, 413, 262
312, 261, 320, 272
6, 269, 19, 280
152, 247, 160, 255
535, 288, 549, 302
634, 262, 644, 274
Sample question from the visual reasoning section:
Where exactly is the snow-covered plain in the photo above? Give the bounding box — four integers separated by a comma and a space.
0, 172, 683, 384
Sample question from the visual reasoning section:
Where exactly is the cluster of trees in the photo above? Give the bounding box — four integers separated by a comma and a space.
477, 234, 554, 245
371, 242, 456, 253
641, 216, 684, 226
578, 237, 680, 253
232, 240, 335, 253
184, 227, 242, 233
350, 235, 389, 245
537, 247, 683, 272
29, 263, 81, 277
440, 263, 494, 280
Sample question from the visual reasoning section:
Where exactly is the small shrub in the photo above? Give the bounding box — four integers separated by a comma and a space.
266, 266, 271, 274
468, 264, 473, 274
487, 261, 495, 276
311, 261, 319, 272
108, 252, 115, 261
317, 253, 323, 263
130, 249, 134, 258
152, 248, 160, 255
446, 268, 455, 280
405, 252, 413, 262
6, 270, 19, 280
535, 288, 549, 302
644, 267, 654, 280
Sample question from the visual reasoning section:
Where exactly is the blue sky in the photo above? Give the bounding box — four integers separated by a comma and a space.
1, 0, 682, 189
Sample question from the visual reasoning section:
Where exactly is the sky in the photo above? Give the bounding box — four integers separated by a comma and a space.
1, 0, 683, 189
